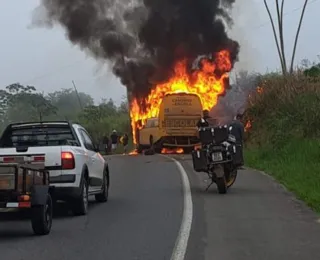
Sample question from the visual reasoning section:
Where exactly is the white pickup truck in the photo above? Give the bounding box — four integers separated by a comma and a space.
0, 121, 109, 216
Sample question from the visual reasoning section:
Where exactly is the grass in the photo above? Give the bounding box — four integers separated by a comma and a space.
244, 71, 320, 212
245, 139, 320, 212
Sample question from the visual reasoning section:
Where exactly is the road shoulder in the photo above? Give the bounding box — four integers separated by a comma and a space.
177, 155, 320, 260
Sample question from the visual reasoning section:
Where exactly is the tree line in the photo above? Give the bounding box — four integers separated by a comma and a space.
0, 83, 131, 143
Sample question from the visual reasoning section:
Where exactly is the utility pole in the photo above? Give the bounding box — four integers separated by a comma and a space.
72, 80, 83, 111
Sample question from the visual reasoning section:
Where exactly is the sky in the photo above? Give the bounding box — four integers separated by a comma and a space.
0, 0, 319, 105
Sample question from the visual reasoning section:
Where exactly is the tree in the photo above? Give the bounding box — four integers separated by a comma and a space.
118, 99, 129, 114
0, 83, 57, 126
304, 63, 320, 77
0, 83, 132, 148
264, 0, 309, 74
47, 88, 94, 120
78, 99, 130, 143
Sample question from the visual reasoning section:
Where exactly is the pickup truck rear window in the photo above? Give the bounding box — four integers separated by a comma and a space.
0, 125, 80, 148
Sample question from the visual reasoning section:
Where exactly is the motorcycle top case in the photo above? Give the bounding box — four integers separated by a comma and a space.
213, 126, 229, 144
191, 149, 208, 172
198, 127, 214, 144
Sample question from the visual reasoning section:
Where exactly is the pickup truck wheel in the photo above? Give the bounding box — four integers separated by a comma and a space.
95, 171, 109, 203
31, 194, 53, 236
72, 178, 89, 216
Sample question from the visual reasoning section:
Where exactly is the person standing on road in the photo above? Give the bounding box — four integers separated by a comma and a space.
102, 135, 110, 155
110, 130, 118, 154
229, 113, 245, 166
121, 133, 129, 154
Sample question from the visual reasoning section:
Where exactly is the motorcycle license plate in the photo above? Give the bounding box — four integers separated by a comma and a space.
212, 152, 223, 162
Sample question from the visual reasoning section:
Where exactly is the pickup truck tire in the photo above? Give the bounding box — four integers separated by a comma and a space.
72, 177, 89, 216
95, 169, 109, 203
31, 194, 53, 236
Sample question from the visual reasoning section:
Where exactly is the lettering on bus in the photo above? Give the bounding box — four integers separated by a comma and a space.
162, 119, 198, 128
171, 97, 192, 106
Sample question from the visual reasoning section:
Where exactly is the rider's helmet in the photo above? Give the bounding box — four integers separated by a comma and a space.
112, 129, 117, 133
202, 110, 211, 119
235, 113, 243, 121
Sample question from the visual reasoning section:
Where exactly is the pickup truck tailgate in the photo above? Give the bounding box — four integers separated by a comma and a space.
0, 147, 62, 177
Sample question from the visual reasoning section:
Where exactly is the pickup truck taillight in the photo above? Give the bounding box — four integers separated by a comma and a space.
61, 152, 75, 170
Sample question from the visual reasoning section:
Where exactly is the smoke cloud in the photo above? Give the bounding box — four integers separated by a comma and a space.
35, 0, 240, 106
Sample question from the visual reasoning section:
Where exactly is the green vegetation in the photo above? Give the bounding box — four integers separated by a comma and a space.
244, 70, 320, 212
0, 83, 132, 153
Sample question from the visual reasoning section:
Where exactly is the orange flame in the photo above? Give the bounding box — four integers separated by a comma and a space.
161, 148, 184, 154
244, 120, 252, 132
256, 86, 263, 94
129, 150, 138, 155
245, 85, 264, 133
130, 50, 232, 143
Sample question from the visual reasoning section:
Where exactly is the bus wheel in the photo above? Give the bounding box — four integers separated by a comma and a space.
137, 145, 144, 154
154, 147, 162, 154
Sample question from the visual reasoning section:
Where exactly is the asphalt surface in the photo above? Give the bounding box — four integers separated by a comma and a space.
1, 154, 320, 260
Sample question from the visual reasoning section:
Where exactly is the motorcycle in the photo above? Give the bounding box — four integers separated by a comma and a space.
191, 125, 239, 194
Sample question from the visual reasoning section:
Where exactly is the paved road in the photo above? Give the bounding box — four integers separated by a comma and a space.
1, 154, 320, 260
176, 155, 320, 260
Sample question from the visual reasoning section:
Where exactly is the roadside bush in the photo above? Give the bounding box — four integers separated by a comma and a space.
245, 72, 320, 148
244, 71, 320, 212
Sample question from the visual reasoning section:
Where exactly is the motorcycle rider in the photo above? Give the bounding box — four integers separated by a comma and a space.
229, 113, 244, 166
197, 110, 210, 128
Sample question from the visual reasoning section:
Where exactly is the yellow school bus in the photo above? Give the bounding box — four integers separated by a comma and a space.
136, 93, 203, 153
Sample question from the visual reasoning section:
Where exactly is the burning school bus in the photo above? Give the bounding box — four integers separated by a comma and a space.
129, 50, 233, 154
135, 93, 203, 153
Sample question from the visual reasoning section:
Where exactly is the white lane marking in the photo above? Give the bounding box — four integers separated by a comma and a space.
160, 155, 193, 260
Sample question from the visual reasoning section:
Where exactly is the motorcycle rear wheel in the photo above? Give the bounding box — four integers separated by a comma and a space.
226, 170, 238, 188
216, 177, 227, 194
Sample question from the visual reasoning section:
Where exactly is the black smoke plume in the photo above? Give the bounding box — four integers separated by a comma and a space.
36, 0, 239, 106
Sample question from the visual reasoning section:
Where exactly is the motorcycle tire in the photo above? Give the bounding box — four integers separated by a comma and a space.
226, 170, 238, 188
216, 177, 227, 194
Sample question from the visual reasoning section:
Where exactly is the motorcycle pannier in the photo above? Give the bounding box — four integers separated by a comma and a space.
191, 149, 208, 172
198, 127, 214, 144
